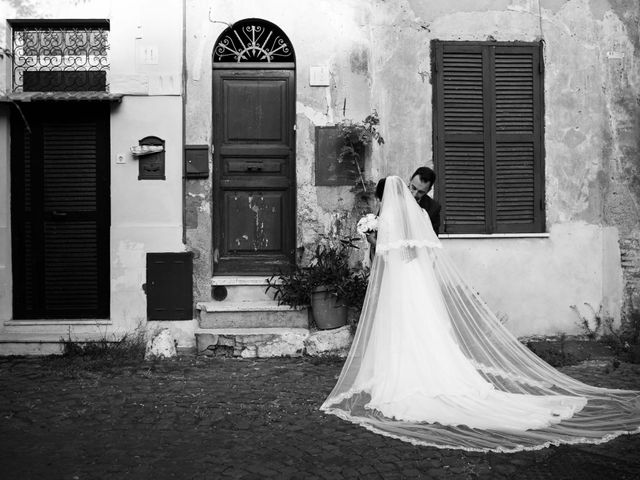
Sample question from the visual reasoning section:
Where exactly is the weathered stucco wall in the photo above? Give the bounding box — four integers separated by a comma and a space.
444, 223, 624, 337
186, 0, 638, 336
0, 0, 188, 344
184, 0, 379, 302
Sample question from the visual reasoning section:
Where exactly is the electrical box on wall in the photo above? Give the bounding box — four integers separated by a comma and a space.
185, 145, 209, 179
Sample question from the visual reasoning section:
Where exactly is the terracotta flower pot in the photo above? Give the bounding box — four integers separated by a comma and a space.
311, 286, 348, 330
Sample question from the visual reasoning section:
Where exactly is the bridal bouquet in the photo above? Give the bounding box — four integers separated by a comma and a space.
357, 213, 378, 236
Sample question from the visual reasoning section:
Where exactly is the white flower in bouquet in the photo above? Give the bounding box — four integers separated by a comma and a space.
356, 213, 379, 236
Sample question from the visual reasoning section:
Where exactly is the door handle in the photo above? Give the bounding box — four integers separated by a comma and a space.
246, 166, 262, 172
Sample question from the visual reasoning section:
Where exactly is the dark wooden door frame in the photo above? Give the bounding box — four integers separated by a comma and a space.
212, 65, 296, 275
10, 101, 110, 319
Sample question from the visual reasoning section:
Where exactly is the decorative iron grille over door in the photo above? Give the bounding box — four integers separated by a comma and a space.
11, 20, 110, 92
213, 18, 294, 63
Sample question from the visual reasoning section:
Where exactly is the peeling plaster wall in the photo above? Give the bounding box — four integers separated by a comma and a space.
0, 0, 187, 345
186, 0, 639, 337
185, 0, 377, 300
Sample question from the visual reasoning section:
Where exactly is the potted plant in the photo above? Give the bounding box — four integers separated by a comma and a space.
265, 237, 369, 330
336, 111, 385, 193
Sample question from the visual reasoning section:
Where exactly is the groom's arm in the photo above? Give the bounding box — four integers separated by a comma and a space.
431, 203, 441, 235
366, 232, 377, 261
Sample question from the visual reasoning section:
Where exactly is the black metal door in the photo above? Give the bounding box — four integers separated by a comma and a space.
146, 252, 193, 320
10, 102, 110, 319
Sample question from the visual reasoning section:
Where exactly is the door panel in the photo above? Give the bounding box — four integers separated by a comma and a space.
11, 103, 110, 319
224, 191, 284, 252
213, 69, 295, 274
225, 80, 286, 142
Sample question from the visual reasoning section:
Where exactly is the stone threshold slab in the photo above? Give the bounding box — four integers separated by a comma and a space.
196, 301, 306, 313
211, 276, 275, 286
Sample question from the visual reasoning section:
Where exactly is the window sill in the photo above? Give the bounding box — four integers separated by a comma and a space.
4, 319, 112, 326
439, 233, 550, 239
0, 92, 123, 103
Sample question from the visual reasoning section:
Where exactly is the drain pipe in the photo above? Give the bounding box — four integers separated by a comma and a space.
181, 0, 187, 245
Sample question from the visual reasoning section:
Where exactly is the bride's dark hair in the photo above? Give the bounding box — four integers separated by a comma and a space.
375, 178, 386, 200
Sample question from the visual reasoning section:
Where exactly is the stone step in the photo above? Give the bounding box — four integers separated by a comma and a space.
211, 276, 280, 302
195, 326, 354, 358
196, 301, 309, 329
0, 332, 118, 356
195, 327, 309, 358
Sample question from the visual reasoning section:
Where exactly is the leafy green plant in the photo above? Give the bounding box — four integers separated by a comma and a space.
600, 309, 640, 364
570, 303, 606, 340
265, 266, 312, 309
336, 111, 385, 192
340, 267, 370, 313
306, 239, 355, 297
526, 333, 578, 367
265, 237, 370, 318
59, 326, 148, 370
625, 309, 640, 345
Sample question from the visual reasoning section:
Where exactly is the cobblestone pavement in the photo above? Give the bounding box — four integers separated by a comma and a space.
1, 355, 640, 480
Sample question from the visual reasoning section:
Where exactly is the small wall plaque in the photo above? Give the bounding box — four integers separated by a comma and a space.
137, 135, 166, 180
309, 66, 330, 86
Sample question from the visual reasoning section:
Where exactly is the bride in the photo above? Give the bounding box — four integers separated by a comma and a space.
321, 175, 640, 453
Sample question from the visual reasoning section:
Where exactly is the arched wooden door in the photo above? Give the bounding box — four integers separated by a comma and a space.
212, 19, 296, 275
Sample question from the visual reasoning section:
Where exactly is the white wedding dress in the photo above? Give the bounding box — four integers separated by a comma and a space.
321, 176, 640, 452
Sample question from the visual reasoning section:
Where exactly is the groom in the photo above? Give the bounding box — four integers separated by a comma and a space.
409, 167, 441, 235
366, 167, 442, 260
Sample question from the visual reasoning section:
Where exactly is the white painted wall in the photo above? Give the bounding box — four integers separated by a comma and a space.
0, 105, 11, 323
443, 223, 623, 337
0, 0, 188, 350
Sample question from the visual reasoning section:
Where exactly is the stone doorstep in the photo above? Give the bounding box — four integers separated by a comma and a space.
197, 301, 304, 313
195, 325, 353, 359
196, 301, 310, 329
210, 276, 284, 302
211, 275, 276, 286
195, 328, 309, 359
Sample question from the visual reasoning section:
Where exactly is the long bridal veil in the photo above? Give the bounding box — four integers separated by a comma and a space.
320, 175, 640, 453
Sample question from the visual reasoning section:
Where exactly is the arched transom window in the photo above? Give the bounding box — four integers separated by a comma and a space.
213, 18, 294, 63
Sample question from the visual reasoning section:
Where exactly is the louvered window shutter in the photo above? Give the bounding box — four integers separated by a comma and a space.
433, 41, 545, 234
11, 103, 110, 319
493, 46, 544, 232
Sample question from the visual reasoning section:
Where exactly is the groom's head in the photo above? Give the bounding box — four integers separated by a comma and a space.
409, 167, 436, 202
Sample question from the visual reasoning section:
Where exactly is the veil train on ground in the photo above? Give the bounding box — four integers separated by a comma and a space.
320, 175, 640, 453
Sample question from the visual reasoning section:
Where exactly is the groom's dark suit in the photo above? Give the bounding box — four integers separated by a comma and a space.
419, 195, 441, 235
